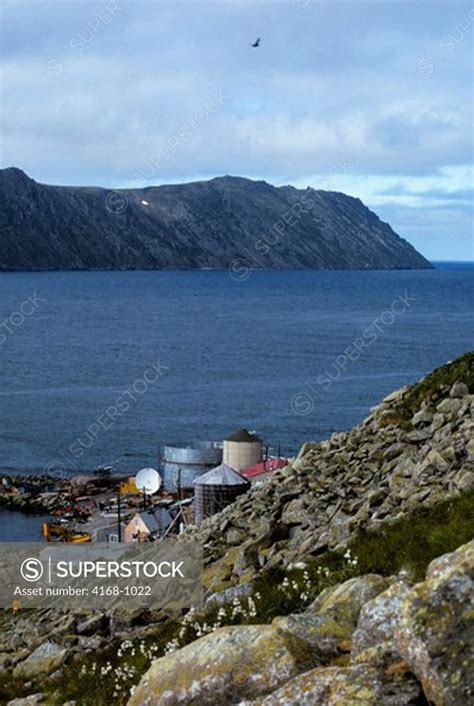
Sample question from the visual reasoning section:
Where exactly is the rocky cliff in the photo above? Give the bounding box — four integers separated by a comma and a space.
0, 167, 431, 271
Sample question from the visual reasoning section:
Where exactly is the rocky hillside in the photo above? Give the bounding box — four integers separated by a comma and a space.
0, 167, 431, 271
127, 352, 473, 705
1, 353, 472, 705
130, 540, 474, 706
182, 352, 474, 589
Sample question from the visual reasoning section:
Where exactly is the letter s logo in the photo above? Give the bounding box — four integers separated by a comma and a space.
20, 558, 44, 582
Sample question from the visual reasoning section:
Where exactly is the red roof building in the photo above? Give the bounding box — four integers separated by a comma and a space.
240, 458, 288, 481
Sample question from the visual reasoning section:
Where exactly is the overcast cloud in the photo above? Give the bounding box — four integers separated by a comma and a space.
0, 0, 472, 259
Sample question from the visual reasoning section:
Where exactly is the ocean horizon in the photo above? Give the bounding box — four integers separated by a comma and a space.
0, 263, 472, 479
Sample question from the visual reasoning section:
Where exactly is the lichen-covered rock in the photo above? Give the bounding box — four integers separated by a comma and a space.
308, 574, 390, 630
243, 663, 423, 705
271, 613, 351, 663
127, 623, 318, 706
351, 542, 474, 704
12, 641, 68, 680
282, 498, 308, 526
351, 581, 411, 658
394, 540, 474, 706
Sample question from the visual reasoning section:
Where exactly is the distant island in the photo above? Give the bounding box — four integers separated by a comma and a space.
0, 167, 432, 271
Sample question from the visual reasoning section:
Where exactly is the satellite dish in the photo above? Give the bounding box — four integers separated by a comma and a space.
135, 468, 161, 495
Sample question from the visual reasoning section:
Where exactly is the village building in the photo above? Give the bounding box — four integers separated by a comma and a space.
240, 457, 288, 484
124, 508, 173, 542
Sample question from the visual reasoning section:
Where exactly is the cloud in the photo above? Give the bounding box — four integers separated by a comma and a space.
0, 0, 472, 258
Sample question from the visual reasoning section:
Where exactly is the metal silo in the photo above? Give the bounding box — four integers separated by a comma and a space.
223, 428, 263, 471
194, 463, 250, 525
161, 441, 223, 492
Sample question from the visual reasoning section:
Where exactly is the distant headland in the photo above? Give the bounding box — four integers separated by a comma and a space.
0, 167, 432, 272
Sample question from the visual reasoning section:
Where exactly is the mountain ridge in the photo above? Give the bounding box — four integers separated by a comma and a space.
0, 167, 432, 271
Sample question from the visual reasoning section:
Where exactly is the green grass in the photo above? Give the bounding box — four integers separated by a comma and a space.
246, 488, 474, 623
0, 620, 180, 706
345, 489, 474, 580
383, 350, 474, 427
1, 490, 473, 705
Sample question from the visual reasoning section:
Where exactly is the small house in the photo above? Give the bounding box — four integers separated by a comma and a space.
240, 457, 288, 484
124, 508, 173, 543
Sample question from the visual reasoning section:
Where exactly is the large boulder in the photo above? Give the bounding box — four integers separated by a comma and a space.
394, 540, 474, 706
351, 581, 411, 658
308, 574, 390, 631
243, 663, 423, 705
352, 541, 474, 705
127, 623, 319, 706
271, 613, 351, 663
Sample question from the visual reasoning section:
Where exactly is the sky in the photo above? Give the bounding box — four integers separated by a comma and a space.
0, 0, 473, 260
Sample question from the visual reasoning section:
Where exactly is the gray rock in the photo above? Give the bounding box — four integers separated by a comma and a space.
394, 540, 474, 706
12, 641, 68, 680
281, 498, 307, 525
244, 664, 423, 706
272, 613, 350, 662
419, 449, 450, 473
383, 443, 407, 461
77, 635, 106, 650
205, 582, 253, 609
431, 413, 445, 430
450, 381, 469, 398
76, 613, 108, 636
308, 575, 390, 630
351, 581, 411, 658
411, 408, 433, 426
225, 528, 244, 545
436, 398, 462, 415
7, 695, 44, 706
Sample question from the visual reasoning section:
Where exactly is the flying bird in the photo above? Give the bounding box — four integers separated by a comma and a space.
251, 38, 261, 48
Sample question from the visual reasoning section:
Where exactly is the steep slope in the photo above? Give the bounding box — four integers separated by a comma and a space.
127, 352, 474, 705
183, 351, 474, 587
0, 353, 472, 705
0, 167, 431, 271
129, 540, 474, 706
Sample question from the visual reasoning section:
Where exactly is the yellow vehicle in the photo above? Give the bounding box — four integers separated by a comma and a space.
42, 522, 91, 543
